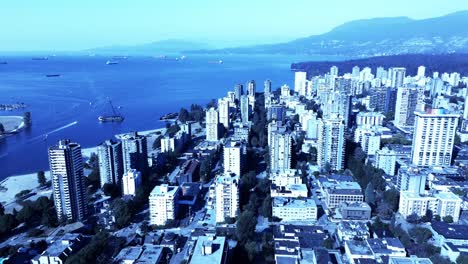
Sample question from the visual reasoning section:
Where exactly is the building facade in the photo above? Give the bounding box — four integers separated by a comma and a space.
49, 140, 88, 222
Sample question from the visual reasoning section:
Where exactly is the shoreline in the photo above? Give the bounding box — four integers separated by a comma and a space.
0, 115, 25, 139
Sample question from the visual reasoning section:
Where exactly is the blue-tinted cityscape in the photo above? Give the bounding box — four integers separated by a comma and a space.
2, 2, 468, 264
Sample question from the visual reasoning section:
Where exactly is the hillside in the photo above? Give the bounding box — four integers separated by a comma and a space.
291, 54, 468, 76
188, 11, 468, 56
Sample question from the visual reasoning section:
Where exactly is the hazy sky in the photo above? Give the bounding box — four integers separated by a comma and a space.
1, 0, 468, 51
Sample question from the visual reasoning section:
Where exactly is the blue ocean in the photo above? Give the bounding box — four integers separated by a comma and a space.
0, 54, 340, 179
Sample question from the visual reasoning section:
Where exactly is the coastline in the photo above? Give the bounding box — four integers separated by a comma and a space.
0, 115, 25, 139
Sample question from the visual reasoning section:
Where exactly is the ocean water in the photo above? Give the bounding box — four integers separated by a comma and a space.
0, 54, 341, 179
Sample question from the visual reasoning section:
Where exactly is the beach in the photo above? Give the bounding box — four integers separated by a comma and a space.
0, 115, 25, 134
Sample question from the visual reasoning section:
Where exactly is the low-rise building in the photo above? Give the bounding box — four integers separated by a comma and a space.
324, 181, 364, 209
344, 240, 374, 262
336, 221, 370, 242
31, 234, 85, 264
114, 245, 164, 264
336, 202, 372, 220
398, 191, 462, 222
272, 197, 317, 222
271, 183, 308, 198
389, 256, 433, 264
189, 236, 227, 264
270, 169, 303, 187
432, 221, 468, 246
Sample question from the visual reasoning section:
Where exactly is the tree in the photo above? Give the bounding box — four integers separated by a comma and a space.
0, 214, 17, 235
0, 123, 4, 134
178, 108, 190, 122
383, 188, 400, 212
37, 171, 47, 187
365, 182, 375, 205
112, 199, 132, 228
0, 203, 4, 216
244, 241, 258, 261
457, 254, 468, 264
443, 215, 454, 223
259, 195, 272, 218
236, 210, 257, 244
23, 112, 31, 126
409, 227, 433, 244
322, 237, 334, 249
407, 213, 419, 224
103, 183, 120, 198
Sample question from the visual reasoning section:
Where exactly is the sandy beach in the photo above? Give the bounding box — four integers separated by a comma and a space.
0, 116, 25, 138
0, 171, 51, 206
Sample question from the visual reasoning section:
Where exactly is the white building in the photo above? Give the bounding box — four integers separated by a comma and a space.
317, 115, 346, 171
223, 140, 246, 176
397, 166, 427, 194
271, 184, 308, 198
394, 86, 419, 127
49, 140, 88, 222
270, 130, 292, 173
390, 67, 406, 88
160, 136, 175, 153
375, 147, 397, 176
417, 66, 426, 78
398, 191, 462, 222
270, 169, 302, 187
149, 184, 180, 226
218, 97, 230, 129
206, 107, 219, 142
294, 71, 308, 96
97, 139, 123, 188
240, 95, 249, 123
411, 109, 459, 166
361, 131, 381, 156
215, 173, 240, 223
122, 169, 142, 197
272, 197, 317, 222
356, 112, 385, 127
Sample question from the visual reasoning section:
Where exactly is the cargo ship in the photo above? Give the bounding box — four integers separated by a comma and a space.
46, 74, 61, 77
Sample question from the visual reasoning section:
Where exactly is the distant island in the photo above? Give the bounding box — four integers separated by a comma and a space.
0, 116, 25, 138
291, 53, 468, 76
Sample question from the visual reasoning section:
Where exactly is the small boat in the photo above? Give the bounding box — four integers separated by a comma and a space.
106, 60, 119, 65
46, 74, 60, 77
32, 57, 48, 61
113, 56, 128, 60
208, 60, 223, 64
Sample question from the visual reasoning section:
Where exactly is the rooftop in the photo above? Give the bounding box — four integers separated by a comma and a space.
149, 184, 179, 198
190, 236, 226, 264
345, 240, 373, 256
389, 256, 433, 264
43, 233, 83, 257
432, 221, 468, 240
273, 197, 317, 208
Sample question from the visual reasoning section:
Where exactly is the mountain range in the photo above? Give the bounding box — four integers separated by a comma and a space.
186, 11, 468, 56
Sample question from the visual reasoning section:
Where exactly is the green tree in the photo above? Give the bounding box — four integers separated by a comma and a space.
383, 188, 400, 212
0, 123, 4, 134
322, 237, 334, 249
23, 112, 31, 126
0, 203, 4, 216
37, 171, 47, 187
409, 227, 433, 244
178, 108, 190, 122
365, 182, 375, 205
236, 210, 257, 244
457, 254, 468, 264
244, 241, 258, 262
443, 215, 454, 223
112, 199, 132, 228
103, 183, 120, 198
0, 214, 17, 235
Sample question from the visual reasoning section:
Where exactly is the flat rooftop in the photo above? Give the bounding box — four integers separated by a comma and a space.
190, 236, 226, 264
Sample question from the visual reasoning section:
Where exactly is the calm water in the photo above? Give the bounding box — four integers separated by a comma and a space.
0, 54, 342, 179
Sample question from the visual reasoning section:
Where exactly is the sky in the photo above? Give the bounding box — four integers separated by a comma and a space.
1, 0, 468, 51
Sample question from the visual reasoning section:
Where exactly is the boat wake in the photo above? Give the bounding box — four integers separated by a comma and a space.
29, 121, 79, 142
